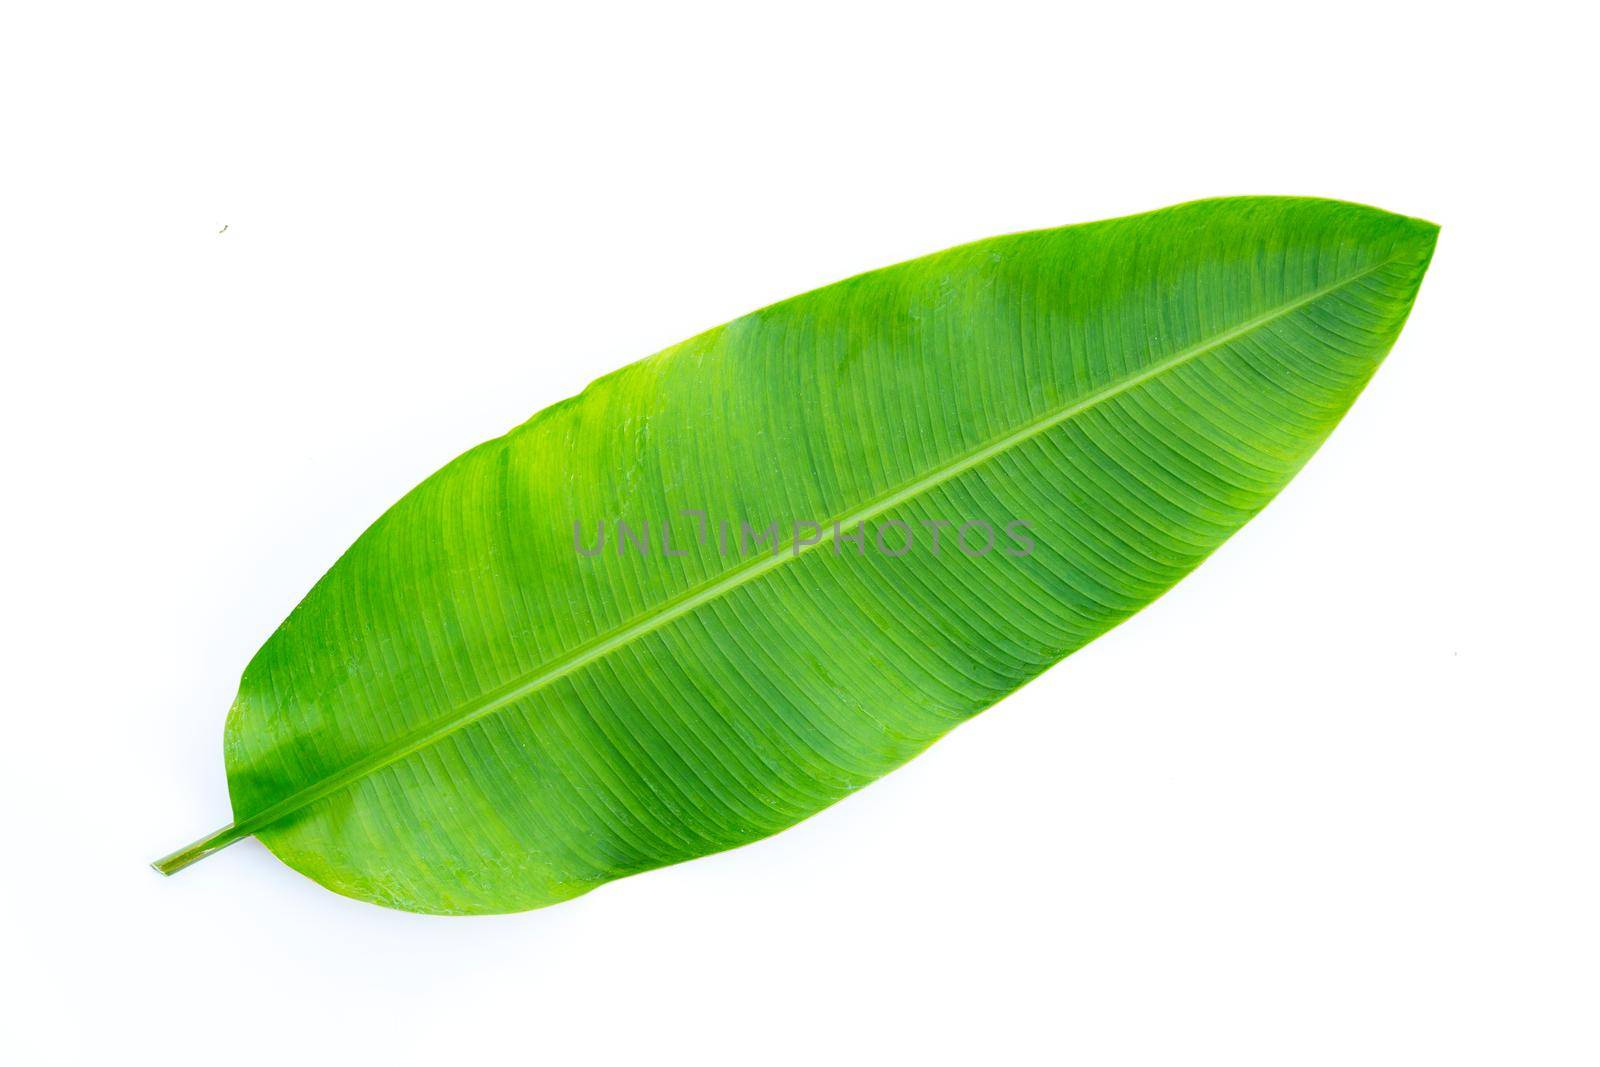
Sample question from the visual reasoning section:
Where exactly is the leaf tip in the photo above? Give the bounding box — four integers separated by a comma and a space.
1385, 208, 1441, 260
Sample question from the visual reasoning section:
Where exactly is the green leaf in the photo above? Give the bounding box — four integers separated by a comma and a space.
155, 197, 1437, 914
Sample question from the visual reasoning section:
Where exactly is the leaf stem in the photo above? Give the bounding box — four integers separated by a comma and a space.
151, 822, 248, 875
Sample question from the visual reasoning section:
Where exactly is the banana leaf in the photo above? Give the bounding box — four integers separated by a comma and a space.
154, 197, 1437, 914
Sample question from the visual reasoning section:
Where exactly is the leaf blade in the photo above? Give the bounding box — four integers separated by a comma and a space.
163, 196, 1437, 913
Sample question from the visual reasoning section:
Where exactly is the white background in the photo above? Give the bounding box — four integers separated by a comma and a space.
3, 2, 1595, 1064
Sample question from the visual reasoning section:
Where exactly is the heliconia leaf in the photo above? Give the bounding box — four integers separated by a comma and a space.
154, 197, 1437, 914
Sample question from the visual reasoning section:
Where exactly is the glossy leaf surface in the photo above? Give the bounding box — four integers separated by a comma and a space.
156, 197, 1437, 913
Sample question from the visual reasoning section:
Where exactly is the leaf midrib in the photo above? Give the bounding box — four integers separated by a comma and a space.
186, 256, 1396, 859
